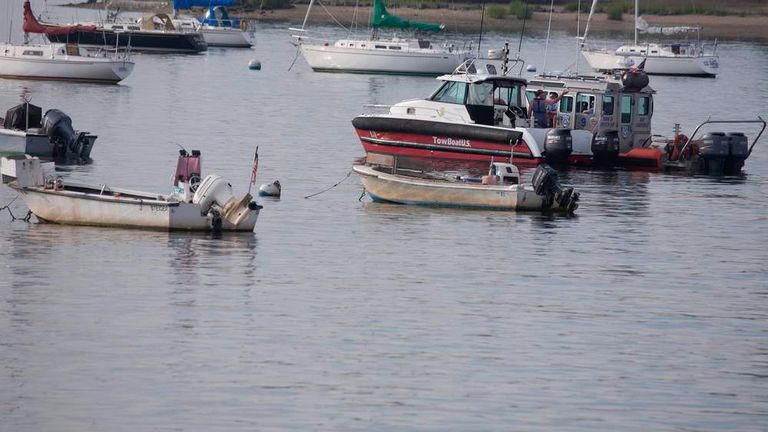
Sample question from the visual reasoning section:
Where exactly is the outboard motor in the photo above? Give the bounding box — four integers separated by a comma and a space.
40, 109, 90, 161
193, 174, 254, 228
544, 128, 573, 165
531, 164, 579, 213
725, 132, 749, 174
591, 130, 620, 167
696, 132, 729, 175
621, 68, 650, 90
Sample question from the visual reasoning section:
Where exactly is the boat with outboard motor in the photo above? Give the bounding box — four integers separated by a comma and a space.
0, 102, 95, 162
0, 150, 261, 231
353, 46, 763, 173
352, 45, 598, 167
291, 0, 471, 75
354, 156, 579, 213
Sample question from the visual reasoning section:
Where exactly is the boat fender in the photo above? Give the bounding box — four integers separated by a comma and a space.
258, 180, 281, 197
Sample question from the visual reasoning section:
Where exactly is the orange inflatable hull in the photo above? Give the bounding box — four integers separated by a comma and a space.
618, 148, 663, 170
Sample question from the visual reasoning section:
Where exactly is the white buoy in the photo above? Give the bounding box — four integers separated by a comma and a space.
526, 64, 537, 73
248, 59, 262, 70
258, 180, 281, 197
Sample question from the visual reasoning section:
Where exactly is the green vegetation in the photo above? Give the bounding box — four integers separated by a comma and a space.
486, 4, 507, 18
606, 2, 627, 20
508, 0, 532, 19
563, 0, 735, 17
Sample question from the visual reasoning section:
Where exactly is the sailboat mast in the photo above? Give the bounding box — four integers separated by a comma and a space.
634, 0, 638, 45
7, 1, 14, 44
301, 0, 316, 30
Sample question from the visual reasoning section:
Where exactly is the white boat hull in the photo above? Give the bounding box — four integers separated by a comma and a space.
201, 27, 252, 48
0, 52, 134, 84
581, 50, 718, 77
354, 165, 558, 211
300, 44, 468, 75
14, 185, 259, 231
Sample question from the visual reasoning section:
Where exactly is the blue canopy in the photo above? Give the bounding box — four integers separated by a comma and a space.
173, 0, 235, 9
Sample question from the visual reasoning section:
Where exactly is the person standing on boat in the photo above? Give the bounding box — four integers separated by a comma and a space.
546, 92, 560, 127
528, 89, 567, 128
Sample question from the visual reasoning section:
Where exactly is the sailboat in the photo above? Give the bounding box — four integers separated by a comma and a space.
0, 1, 134, 84
292, 0, 471, 75
580, 0, 719, 77
171, 0, 253, 48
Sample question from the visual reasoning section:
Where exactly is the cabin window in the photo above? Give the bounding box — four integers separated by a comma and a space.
526, 90, 536, 103
467, 81, 494, 106
486, 64, 497, 75
418, 40, 431, 49
375, 45, 387, 49
431, 81, 468, 104
638, 96, 651, 116
559, 95, 574, 113
651, 50, 658, 54
389, 46, 402, 50
128, 26, 140, 30
621, 94, 633, 123
22, 50, 43, 56
602, 95, 614, 116
112, 25, 124, 30
576, 93, 596, 114
360, 44, 365, 47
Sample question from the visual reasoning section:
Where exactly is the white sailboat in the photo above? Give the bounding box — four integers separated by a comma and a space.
291, 0, 471, 75
0, 1, 134, 84
580, 0, 719, 77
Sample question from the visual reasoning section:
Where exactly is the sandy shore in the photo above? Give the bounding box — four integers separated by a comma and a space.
66, 2, 768, 41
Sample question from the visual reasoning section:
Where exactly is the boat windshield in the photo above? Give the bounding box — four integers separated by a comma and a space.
430, 81, 468, 104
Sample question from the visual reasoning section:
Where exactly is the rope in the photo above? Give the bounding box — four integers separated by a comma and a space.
304, 170, 352, 199
0, 196, 33, 222
287, 44, 302, 71
317, 0, 350, 32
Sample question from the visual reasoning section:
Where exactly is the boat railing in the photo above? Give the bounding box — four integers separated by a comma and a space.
676, 116, 767, 160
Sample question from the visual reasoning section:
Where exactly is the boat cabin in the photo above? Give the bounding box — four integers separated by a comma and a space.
427, 63, 529, 128
527, 74, 655, 152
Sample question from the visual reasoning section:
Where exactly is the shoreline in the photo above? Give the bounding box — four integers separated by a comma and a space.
64, 2, 768, 42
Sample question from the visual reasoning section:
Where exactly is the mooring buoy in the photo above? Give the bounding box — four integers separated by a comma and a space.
259, 180, 281, 197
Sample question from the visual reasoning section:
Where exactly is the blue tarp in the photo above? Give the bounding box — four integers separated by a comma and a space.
173, 0, 235, 9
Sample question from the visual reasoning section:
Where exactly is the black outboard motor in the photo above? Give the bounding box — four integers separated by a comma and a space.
531, 164, 580, 213
41, 109, 90, 161
621, 69, 650, 91
696, 132, 729, 175
591, 130, 620, 167
725, 132, 749, 174
544, 128, 573, 165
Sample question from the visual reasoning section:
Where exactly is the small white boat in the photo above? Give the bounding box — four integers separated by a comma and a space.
1, 151, 261, 231
354, 161, 579, 212
0, 42, 134, 84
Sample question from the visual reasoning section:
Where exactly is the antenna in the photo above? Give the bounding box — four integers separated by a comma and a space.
477, 2, 485, 58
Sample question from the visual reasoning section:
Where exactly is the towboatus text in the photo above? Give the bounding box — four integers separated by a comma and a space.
433, 137, 471, 147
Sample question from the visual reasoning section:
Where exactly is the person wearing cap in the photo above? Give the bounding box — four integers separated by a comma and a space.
528, 89, 568, 128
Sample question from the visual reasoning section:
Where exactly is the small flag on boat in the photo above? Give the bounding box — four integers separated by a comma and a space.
635, 58, 646, 71
250, 147, 259, 185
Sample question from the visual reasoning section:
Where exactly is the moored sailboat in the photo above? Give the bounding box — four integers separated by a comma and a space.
292, 0, 471, 75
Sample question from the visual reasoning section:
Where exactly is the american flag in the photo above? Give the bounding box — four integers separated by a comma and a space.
250, 147, 259, 185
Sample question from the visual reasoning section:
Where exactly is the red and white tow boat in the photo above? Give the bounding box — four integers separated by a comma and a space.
352, 48, 595, 167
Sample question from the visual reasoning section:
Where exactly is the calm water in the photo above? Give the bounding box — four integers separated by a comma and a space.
1, 2, 767, 431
